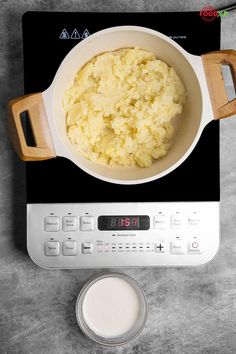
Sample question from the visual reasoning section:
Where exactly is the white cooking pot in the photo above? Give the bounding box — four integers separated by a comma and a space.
8, 26, 236, 184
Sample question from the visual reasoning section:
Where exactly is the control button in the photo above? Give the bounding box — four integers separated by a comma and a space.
44, 216, 60, 232
80, 216, 94, 231
44, 241, 60, 256
171, 214, 184, 229
82, 242, 93, 254
62, 216, 77, 231
155, 242, 165, 253
153, 214, 166, 230
62, 241, 78, 256
188, 240, 201, 253
171, 240, 185, 254
188, 213, 201, 228
191, 241, 199, 248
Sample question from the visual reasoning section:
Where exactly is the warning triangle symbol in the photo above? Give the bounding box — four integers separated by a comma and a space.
71, 29, 80, 39
82, 29, 90, 39
59, 28, 70, 39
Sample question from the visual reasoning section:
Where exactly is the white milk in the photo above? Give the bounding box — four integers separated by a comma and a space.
81, 277, 140, 338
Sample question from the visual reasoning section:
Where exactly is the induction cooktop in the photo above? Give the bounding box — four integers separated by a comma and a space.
23, 11, 220, 268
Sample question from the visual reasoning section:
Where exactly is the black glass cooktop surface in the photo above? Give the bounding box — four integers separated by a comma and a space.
22, 11, 220, 203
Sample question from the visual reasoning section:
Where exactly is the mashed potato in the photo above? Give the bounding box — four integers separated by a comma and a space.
63, 48, 186, 167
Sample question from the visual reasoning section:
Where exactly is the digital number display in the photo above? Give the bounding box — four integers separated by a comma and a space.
98, 215, 150, 230
109, 216, 139, 228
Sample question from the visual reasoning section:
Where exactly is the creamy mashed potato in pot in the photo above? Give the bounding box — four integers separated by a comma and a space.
63, 48, 186, 168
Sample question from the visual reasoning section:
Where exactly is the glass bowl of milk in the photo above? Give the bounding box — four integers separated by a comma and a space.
76, 273, 148, 346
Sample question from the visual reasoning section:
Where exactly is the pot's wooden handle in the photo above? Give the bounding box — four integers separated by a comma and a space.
8, 93, 56, 161
202, 50, 236, 120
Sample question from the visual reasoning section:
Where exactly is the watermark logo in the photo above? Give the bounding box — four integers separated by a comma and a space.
200, 5, 229, 22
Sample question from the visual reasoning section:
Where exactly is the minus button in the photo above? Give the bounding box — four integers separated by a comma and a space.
82, 242, 93, 254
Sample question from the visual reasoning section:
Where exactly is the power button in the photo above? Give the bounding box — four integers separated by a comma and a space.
188, 240, 201, 253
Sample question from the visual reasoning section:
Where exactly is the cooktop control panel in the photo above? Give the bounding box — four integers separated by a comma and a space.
27, 202, 219, 268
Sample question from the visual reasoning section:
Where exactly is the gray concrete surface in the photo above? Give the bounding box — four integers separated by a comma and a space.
1, 0, 236, 353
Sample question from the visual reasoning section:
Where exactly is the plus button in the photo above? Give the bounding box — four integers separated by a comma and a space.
155, 242, 165, 253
